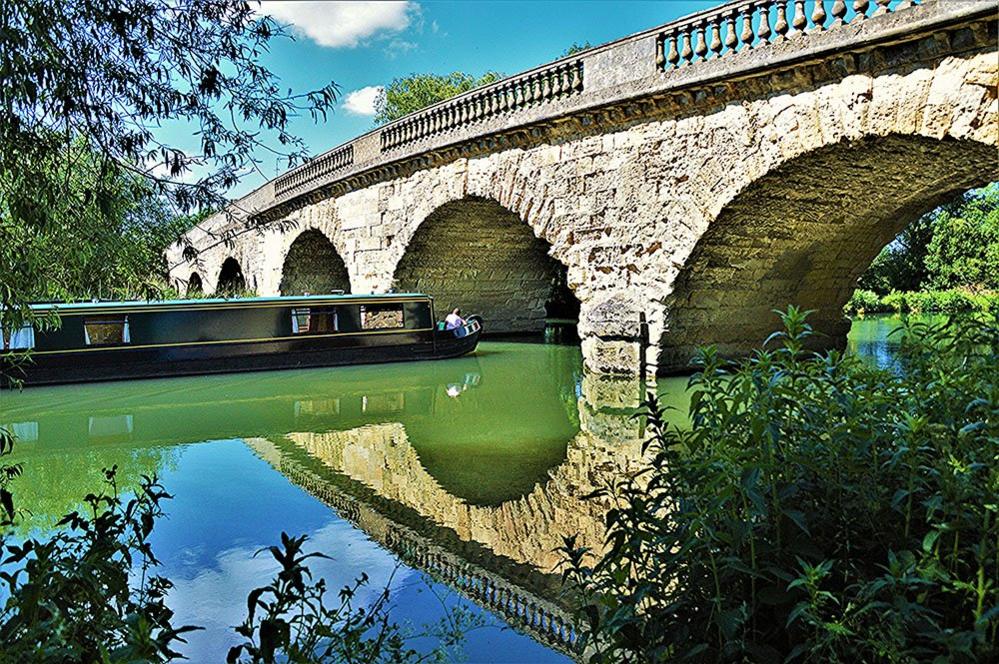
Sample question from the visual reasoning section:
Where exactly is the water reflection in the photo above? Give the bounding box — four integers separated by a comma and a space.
0, 320, 909, 660
2, 342, 590, 659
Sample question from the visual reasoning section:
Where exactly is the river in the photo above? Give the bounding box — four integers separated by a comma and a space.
0, 315, 912, 662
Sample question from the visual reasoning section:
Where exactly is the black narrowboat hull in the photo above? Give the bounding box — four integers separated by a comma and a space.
2, 329, 480, 387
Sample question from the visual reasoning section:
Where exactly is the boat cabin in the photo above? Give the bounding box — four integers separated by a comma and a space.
2, 293, 481, 386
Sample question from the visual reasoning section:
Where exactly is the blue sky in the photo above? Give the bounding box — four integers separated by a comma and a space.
195, 1, 720, 197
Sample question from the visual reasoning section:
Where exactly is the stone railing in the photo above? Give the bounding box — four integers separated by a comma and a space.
657, 0, 921, 70
274, 143, 354, 198
380, 59, 585, 152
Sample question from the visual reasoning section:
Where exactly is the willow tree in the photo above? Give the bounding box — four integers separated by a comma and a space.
0, 0, 338, 335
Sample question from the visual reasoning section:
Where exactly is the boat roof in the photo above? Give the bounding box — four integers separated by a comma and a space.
26, 292, 431, 313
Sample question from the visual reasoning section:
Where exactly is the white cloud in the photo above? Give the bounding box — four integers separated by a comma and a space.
260, 1, 416, 48
343, 85, 384, 116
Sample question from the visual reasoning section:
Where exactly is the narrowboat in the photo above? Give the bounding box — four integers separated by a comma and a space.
1, 293, 481, 387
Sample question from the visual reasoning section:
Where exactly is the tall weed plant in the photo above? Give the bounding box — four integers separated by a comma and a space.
563, 308, 998, 662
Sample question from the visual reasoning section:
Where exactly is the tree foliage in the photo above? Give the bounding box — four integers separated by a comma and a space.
374, 72, 504, 125
563, 308, 999, 662
925, 189, 999, 290
561, 42, 593, 57
859, 184, 999, 295
0, 0, 338, 336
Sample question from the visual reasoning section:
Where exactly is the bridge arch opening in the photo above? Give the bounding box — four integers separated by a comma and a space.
393, 196, 578, 336
659, 134, 996, 372
279, 229, 351, 296
216, 257, 247, 296
187, 272, 203, 296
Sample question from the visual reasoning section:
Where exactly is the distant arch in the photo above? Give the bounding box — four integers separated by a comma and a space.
187, 272, 203, 296
393, 196, 578, 334
216, 257, 247, 295
279, 229, 350, 295
659, 134, 995, 371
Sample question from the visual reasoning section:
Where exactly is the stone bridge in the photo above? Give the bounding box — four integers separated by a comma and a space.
167, 0, 998, 374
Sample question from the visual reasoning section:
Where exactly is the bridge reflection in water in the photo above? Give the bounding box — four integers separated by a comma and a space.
244, 368, 659, 654
3, 341, 682, 657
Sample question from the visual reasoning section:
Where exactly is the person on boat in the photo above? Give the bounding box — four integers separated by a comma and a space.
444, 307, 465, 331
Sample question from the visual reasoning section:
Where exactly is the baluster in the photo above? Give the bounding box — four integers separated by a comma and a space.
694, 20, 708, 62
812, 0, 827, 30
873, 0, 891, 15
514, 80, 525, 107
852, 0, 869, 21
573, 62, 584, 91
724, 10, 739, 53
666, 29, 680, 68
740, 4, 755, 49
831, 0, 847, 26
541, 71, 552, 99
679, 27, 694, 65
655, 33, 666, 70
708, 18, 723, 58
792, 0, 807, 35
757, 0, 772, 44
551, 68, 563, 96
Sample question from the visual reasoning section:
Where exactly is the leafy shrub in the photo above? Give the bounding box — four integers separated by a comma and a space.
847, 288, 998, 316
844, 289, 886, 316
228, 533, 476, 663
0, 469, 198, 662
563, 308, 998, 662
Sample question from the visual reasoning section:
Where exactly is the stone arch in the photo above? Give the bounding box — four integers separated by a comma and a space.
216, 257, 247, 295
187, 272, 203, 296
658, 133, 996, 371
392, 196, 578, 334
279, 229, 351, 295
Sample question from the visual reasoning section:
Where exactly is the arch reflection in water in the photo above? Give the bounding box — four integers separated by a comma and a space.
245, 370, 656, 654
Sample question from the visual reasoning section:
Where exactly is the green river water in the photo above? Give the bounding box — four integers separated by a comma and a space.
0, 316, 912, 662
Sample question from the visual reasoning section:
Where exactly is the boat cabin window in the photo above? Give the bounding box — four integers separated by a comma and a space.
291, 307, 338, 334
83, 317, 131, 346
2, 324, 34, 350
360, 304, 404, 330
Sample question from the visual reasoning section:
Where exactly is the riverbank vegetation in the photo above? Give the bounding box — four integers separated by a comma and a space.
564, 308, 998, 662
847, 184, 998, 316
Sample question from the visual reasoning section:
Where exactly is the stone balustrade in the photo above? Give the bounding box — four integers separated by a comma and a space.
657, 0, 920, 70
274, 143, 354, 198
380, 59, 585, 152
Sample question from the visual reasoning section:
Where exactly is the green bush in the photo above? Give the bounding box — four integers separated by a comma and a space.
844, 289, 887, 316
563, 308, 998, 662
847, 288, 998, 316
